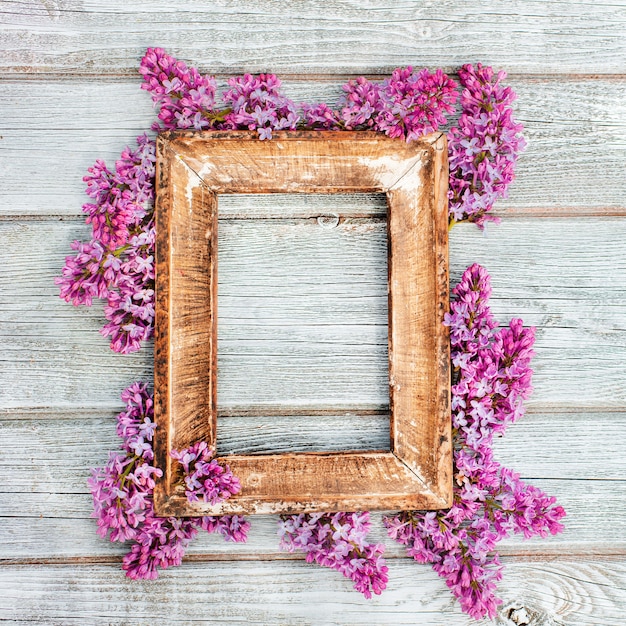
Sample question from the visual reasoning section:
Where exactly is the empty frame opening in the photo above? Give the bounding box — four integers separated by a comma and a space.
216, 193, 391, 455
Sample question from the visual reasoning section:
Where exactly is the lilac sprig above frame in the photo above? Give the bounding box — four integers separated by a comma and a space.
58, 48, 565, 620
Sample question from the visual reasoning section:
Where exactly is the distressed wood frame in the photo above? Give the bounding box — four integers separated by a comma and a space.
153, 130, 451, 516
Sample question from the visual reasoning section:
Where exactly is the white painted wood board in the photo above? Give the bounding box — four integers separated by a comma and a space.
1, 560, 624, 625
1, 0, 625, 74
1, 481, 624, 559
1, 218, 625, 409
2, 78, 626, 216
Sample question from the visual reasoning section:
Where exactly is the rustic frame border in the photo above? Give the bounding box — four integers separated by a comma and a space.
153, 130, 451, 516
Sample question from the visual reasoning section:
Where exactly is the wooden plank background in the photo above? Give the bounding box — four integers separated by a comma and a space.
1, 1, 625, 623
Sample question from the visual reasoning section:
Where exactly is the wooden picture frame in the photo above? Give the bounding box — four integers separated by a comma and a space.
153, 130, 451, 516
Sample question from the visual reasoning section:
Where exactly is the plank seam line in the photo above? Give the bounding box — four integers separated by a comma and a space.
3, 406, 626, 420
2, 73, 626, 82
1, 552, 625, 567
2, 209, 626, 222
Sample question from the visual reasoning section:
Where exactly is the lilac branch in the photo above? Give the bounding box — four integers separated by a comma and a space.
278, 512, 388, 599
384, 265, 565, 619
88, 383, 249, 580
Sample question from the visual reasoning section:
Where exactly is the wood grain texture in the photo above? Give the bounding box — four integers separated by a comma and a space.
154, 143, 218, 509
387, 135, 451, 500
154, 131, 451, 515
3, 218, 626, 410
2, 1, 626, 75
2, 77, 626, 216
165, 129, 435, 192
0, 560, 624, 625
161, 452, 446, 516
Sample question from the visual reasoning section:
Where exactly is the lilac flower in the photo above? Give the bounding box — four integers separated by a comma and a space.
338, 68, 457, 141
222, 73, 300, 139
200, 514, 251, 543
100, 225, 156, 354
448, 64, 527, 227
339, 76, 382, 129
375, 67, 458, 141
170, 441, 241, 504
122, 503, 199, 580
55, 239, 109, 306
116, 382, 156, 461
384, 264, 565, 620
301, 102, 341, 129
82, 135, 154, 247
139, 47, 219, 131
88, 449, 161, 543
55, 134, 156, 354
278, 512, 388, 599
88, 383, 249, 580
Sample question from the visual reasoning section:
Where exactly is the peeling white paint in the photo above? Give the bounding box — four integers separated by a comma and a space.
357, 154, 423, 190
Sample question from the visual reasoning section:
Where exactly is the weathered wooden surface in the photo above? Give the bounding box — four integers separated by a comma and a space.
2, 1, 626, 75
1, 560, 624, 625
1, 1, 625, 623
2, 217, 625, 410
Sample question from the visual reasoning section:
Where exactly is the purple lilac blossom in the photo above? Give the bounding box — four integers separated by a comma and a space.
170, 441, 241, 504
300, 102, 342, 129
339, 76, 382, 129
375, 67, 458, 141
55, 134, 156, 354
338, 68, 457, 140
141, 49, 300, 139
383, 264, 565, 620
88, 383, 249, 580
139, 47, 219, 131
221, 73, 300, 139
447, 64, 527, 227
277, 512, 388, 599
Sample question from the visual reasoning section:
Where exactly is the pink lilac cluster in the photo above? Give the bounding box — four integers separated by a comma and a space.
371, 67, 458, 140
221, 73, 300, 139
303, 67, 458, 142
140, 48, 299, 138
278, 512, 388, 599
170, 441, 241, 505
88, 382, 249, 580
383, 264, 565, 620
55, 134, 156, 354
447, 64, 527, 227
139, 47, 219, 131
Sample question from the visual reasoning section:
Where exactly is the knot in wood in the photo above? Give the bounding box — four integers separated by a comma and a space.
317, 214, 340, 229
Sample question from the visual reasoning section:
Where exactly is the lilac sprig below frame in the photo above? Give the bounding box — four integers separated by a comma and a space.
278, 512, 389, 600
87, 383, 249, 580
